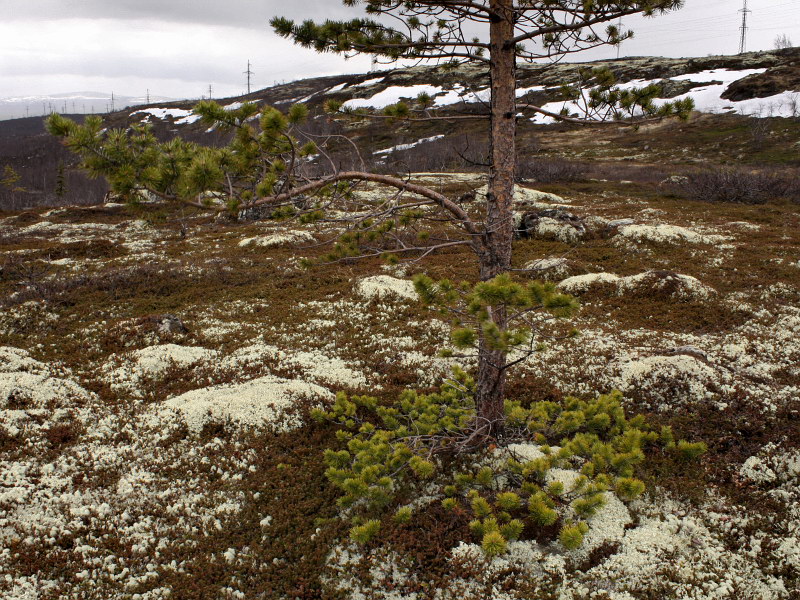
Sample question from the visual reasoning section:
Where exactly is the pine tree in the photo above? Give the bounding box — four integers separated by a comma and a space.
271, 0, 689, 436
1, 165, 24, 192
47, 0, 692, 444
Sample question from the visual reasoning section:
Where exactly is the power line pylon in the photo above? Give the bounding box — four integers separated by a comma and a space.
739, 0, 751, 54
244, 60, 254, 95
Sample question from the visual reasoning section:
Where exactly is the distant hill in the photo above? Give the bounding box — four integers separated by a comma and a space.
102, 48, 800, 129
2, 48, 799, 210
0, 91, 175, 121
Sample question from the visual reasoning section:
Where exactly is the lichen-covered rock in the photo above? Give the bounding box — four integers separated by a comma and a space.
522, 257, 574, 280
559, 270, 716, 301
614, 354, 723, 410
517, 209, 586, 243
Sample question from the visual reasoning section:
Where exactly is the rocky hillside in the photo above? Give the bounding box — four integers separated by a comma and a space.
2, 48, 800, 211
112, 47, 800, 124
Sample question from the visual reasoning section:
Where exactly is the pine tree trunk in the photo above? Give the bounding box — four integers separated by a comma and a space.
476, 0, 517, 439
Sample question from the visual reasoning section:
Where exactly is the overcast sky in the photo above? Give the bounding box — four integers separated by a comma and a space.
2, 0, 799, 99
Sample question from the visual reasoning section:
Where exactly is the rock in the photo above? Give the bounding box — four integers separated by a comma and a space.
721, 66, 800, 101
156, 315, 188, 335
621, 270, 716, 301
238, 231, 314, 248
237, 204, 274, 221
516, 208, 586, 243
523, 257, 571, 280
475, 184, 566, 206
659, 175, 689, 186
663, 345, 711, 365
607, 218, 636, 228
559, 270, 716, 301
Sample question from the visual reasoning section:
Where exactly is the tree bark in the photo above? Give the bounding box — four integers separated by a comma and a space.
476, 0, 517, 438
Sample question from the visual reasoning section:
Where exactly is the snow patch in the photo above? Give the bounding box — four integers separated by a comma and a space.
342, 85, 444, 110
374, 135, 445, 155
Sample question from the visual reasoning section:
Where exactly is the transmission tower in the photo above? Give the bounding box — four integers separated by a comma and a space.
244, 60, 254, 95
739, 0, 751, 54
208, 84, 213, 99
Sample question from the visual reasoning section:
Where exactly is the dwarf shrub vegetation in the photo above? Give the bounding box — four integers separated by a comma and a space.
314, 274, 704, 554
315, 369, 706, 555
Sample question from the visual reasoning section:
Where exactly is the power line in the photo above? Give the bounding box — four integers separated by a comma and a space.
739, 0, 752, 54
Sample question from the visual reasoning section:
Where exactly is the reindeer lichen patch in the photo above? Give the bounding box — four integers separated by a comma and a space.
355, 275, 418, 301
616, 223, 730, 245
615, 354, 723, 410
476, 184, 568, 206
161, 375, 332, 432
559, 271, 716, 301
558, 272, 621, 293
0, 347, 93, 410
238, 231, 314, 248
102, 344, 218, 396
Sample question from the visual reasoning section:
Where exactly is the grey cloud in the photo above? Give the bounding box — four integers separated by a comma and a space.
9, 0, 359, 30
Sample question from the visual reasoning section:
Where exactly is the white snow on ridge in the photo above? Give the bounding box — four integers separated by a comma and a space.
516, 85, 547, 97
373, 135, 445, 155
660, 68, 772, 117
669, 67, 767, 84
136, 107, 200, 124
353, 77, 385, 88
326, 82, 349, 94
342, 84, 444, 109
325, 78, 385, 95
433, 85, 490, 106
530, 67, 797, 123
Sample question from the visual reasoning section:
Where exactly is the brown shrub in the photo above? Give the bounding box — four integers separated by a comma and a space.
679, 167, 796, 205
44, 421, 83, 449
516, 156, 588, 183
